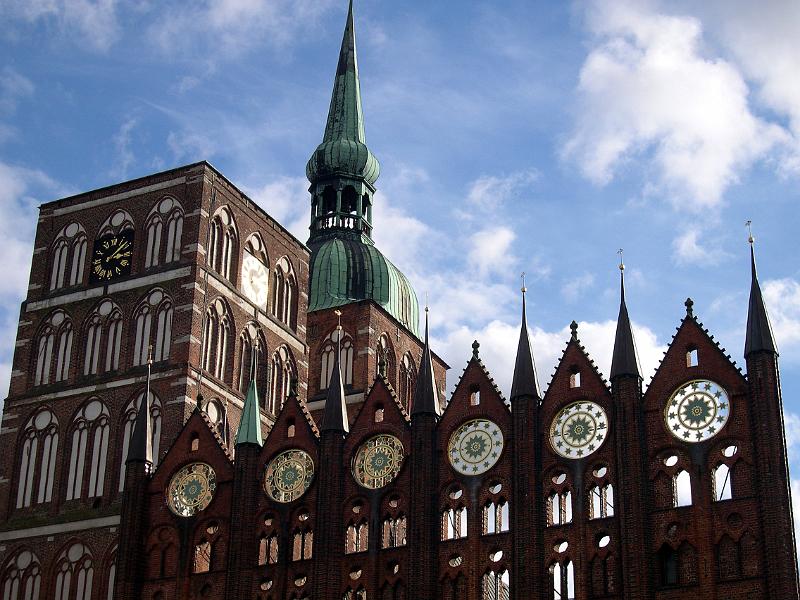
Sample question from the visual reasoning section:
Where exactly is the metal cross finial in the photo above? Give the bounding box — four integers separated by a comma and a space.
521, 271, 527, 294
745, 220, 754, 245
334, 309, 342, 331
147, 344, 153, 366
424, 291, 429, 313
617, 248, 625, 271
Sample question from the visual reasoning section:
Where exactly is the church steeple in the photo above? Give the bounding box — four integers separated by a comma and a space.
610, 257, 641, 380
510, 282, 540, 400
235, 378, 264, 446
745, 232, 777, 358
307, 0, 380, 241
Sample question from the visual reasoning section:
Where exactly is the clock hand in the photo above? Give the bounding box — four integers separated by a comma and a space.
108, 242, 131, 261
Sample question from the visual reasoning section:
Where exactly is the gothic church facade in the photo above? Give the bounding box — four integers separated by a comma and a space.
0, 2, 797, 600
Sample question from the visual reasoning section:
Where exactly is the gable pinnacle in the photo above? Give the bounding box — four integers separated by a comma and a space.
411, 306, 440, 417
610, 254, 641, 380
744, 225, 777, 358
127, 346, 153, 465
570, 320, 579, 341
510, 281, 541, 400
322, 312, 350, 432
236, 378, 264, 447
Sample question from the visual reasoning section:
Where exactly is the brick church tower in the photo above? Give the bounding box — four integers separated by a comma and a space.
1, 2, 799, 600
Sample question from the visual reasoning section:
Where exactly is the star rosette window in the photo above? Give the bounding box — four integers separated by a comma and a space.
352, 434, 405, 490
166, 463, 217, 517
550, 401, 609, 459
665, 379, 730, 443
263, 449, 315, 503
448, 419, 504, 476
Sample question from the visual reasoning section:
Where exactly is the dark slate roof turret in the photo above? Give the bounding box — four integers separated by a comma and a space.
411, 308, 440, 416
127, 356, 153, 465
510, 287, 541, 400
235, 378, 264, 446
745, 238, 777, 357
321, 332, 350, 432
610, 264, 641, 379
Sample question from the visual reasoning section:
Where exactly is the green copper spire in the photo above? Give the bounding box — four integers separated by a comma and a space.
236, 378, 263, 446
306, 0, 380, 188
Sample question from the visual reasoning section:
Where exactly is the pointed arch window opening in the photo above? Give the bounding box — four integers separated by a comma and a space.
269, 346, 296, 415
133, 290, 173, 366
548, 490, 573, 526
320, 330, 354, 390
381, 515, 407, 549
16, 410, 59, 509
65, 399, 111, 501
83, 302, 123, 377
34, 312, 73, 386
145, 197, 184, 269
238, 325, 268, 394
441, 506, 468, 541
482, 569, 510, 600
398, 353, 416, 411
0, 550, 42, 600
713, 463, 732, 501
201, 299, 233, 384
483, 499, 510, 534
50, 223, 88, 292
550, 560, 575, 600
589, 484, 615, 520
208, 207, 237, 282
54, 543, 94, 600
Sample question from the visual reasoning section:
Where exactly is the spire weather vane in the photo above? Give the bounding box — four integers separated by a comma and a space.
746, 220, 754, 244
617, 248, 625, 271
521, 271, 527, 294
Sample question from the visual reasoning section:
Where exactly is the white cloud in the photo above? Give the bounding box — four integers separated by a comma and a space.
0, 66, 34, 114
244, 176, 310, 242
0, 161, 63, 399
468, 226, 516, 277
466, 170, 538, 211
561, 273, 595, 302
671, 227, 729, 266
1, 0, 122, 51
166, 130, 217, 164
109, 116, 137, 180
147, 0, 337, 59
433, 317, 666, 396
763, 278, 800, 360
565, 0, 790, 210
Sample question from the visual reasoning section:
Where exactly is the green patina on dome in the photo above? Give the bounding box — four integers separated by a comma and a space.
309, 235, 419, 336
306, 0, 380, 186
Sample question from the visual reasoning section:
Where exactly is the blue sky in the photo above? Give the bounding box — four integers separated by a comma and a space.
1, 0, 799, 530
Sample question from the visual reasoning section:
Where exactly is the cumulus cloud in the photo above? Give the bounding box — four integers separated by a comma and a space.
0, 161, 64, 399
565, 0, 791, 210
147, 0, 337, 59
763, 278, 800, 360
244, 175, 310, 242
468, 226, 516, 277
466, 170, 538, 211
1, 0, 122, 51
671, 226, 730, 266
433, 317, 666, 396
562, 273, 595, 302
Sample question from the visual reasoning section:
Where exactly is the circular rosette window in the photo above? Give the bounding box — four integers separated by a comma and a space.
448, 419, 504, 476
550, 401, 609, 459
665, 379, 730, 443
167, 463, 217, 517
263, 449, 315, 503
352, 434, 405, 490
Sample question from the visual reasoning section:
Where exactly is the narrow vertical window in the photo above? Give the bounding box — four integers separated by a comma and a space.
674, 470, 692, 507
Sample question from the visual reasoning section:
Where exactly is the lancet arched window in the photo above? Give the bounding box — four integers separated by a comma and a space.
50, 223, 87, 291
398, 353, 416, 411
145, 196, 184, 268
272, 256, 297, 330
83, 299, 122, 376
118, 391, 162, 491
208, 207, 237, 282
16, 410, 59, 508
375, 334, 395, 382
54, 543, 94, 600
320, 330, 353, 389
33, 310, 73, 386
0, 549, 41, 600
65, 399, 110, 501
201, 298, 233, 383
269, 346, 295, 414
238, 323, 267, 393
132, 289, 173, 366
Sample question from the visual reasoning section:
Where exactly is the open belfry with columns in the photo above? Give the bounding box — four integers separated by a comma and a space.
0, 2, 798, 599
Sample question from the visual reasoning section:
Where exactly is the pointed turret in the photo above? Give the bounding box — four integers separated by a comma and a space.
745, 238, 777, 357
235, 378, 264, 446
321, 333, 349, 432
127, 354, 153, 465
411, 308, 440, 416
610, 262, 641, 379
510, 286, 541, 400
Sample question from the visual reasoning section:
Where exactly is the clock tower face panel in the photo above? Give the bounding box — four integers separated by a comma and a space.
241, 250, 269, 309
90, 230, 135, 283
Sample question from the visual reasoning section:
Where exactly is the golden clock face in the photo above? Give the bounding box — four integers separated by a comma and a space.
167, 463, 216, 517
352, 434, 404, 490
263, 449, 315, 503
665, 379, 730, 443
90, 231, 134, 282
448, 419, 504, 476
550, 401, 609, 459
241, 251, 269, 309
